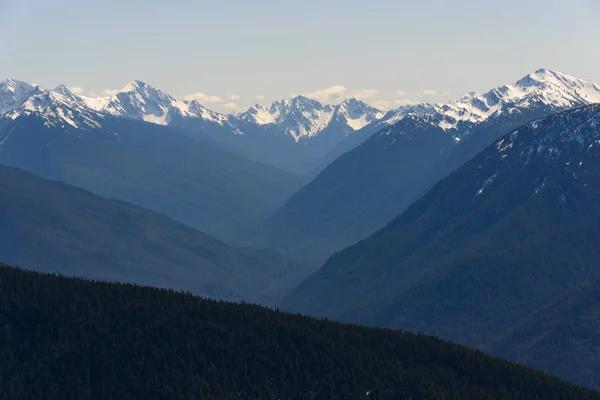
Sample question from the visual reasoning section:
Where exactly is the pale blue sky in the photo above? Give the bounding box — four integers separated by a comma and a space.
1, 0, 599, 112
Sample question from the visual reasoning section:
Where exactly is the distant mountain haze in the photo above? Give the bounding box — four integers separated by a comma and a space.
0, 85, 301, 244
3, 69, 599, 260
256, 69, 600, 264
0, 165, 312, 305
0, 78, 387, 176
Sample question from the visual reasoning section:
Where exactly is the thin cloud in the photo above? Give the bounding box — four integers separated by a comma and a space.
223, 102, 239, 110
229, 93, 240, 100
420, 90, 438, 96
302, 85, 346, 102
70, 86, 84, 95
396, 90, 406, 96
254, 95, 265, 100
370, 99, 418, 111
183, 92, 224, 103
351, 89, 379, 100
101, 88, 120, 96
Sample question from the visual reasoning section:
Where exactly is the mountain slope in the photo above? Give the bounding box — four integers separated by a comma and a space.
309, 102, 437, 176
261, 116, 456, 262
0, 88, 300, 242
0, 165, 308, 304
259, 69, 600, 263
95, 81, 386, 174
2, 264, 598, 399
488, 276, 600, 389
283, 104, 600, 386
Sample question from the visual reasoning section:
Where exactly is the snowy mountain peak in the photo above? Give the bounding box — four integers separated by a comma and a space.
5, 87, 103, 129
384, 69, 600, 133
102, 80, 176, 125
121, 79, 147, 92
238, 104, 275, 125
53, 84, 72, 93
265, 95, 330, 120
101, 80, 228, 126
238, 96, 384, 140
53, 84, 83, 103
332, 99, 385, 131
288, 95, 324, 108
516, 68, 568, 88
0, 79, 37, 115
337, 98, 382, 115
1, 78, 34, 93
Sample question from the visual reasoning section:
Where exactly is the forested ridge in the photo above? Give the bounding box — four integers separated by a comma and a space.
1, 264, 598, 399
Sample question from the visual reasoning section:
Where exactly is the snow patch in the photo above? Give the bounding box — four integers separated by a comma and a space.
476, 172, 498, 196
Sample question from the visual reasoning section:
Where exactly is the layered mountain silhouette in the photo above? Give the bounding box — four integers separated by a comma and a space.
283, 104, 600, 387
258, 69, 600, 263
0, 165, 310, 304
0, 85, 300, 243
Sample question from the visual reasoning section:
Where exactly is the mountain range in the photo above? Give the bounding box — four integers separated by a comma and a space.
0, 77, 387, 175
3, 69, 600, 259
0, 164, 310, 305
2, 67, 600, 389
0, 82, 303, 244
283, 103, 600, 387
257, 69, 600, 263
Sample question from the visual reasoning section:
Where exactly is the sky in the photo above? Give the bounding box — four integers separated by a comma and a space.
1, 0, 599, 113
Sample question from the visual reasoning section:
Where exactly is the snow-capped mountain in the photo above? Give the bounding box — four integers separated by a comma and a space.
240, 96, 334, 141
101, 80, 230, 126
329, 98, 386, 131
2, 68, 599, 176
0, 77, 389, 174
0, 81, 303, 246
0, 79, 38, 115
257, 69, 600, 264
53, 85, 113, 112
383, 69, 600, 136
57, 80, 387, 144
238, 96, 384, 142
1, 84, 103, 130
53, 84, 84, 103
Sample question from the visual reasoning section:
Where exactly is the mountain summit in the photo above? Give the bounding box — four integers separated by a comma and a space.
101, 80, 229, 126
0, 78, 37, 115
380, 68, 600, 135
239, 96, 384, 142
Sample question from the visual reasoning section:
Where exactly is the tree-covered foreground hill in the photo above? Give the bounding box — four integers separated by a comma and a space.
0, 265, 598, 400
